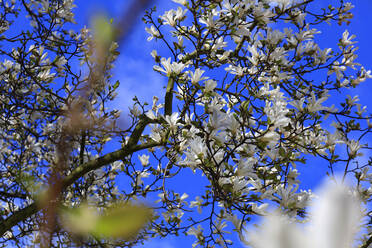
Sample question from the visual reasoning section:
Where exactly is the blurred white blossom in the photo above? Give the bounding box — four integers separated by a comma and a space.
247, 181, 362, 248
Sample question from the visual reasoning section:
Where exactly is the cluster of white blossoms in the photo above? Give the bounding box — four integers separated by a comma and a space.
142, 0, 371, 247
0, 0, 124, 245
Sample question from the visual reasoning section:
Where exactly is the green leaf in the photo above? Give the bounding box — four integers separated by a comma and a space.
60, 204, 98, 235
92, 203, 153, 239
113, 80, 120, 90
60, 202, 153, 240
93, 15, 114, 46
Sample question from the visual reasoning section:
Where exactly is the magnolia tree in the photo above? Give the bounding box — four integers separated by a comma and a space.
0, 0, 371, 247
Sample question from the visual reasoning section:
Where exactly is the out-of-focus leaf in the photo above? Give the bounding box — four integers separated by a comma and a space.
92, 203, 153, 239
60, 202, 153, 240
60, 204, 98, 235
93, 15, 114, 47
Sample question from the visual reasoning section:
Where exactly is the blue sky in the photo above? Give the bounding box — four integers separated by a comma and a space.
73, 1, 371, 247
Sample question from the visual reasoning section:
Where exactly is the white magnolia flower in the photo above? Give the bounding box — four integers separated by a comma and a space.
204, 79, 217, 92
161, 7, 187, 27
211, 37, 227, 51
264, 93, 291, 129
266, 28, 285, 45
225, 64, 246, 77
37, 69, 55, 81
136, 170, 150, 185
236, 158, 257, 179
250, 203, 269, 215
189, 136, 207, 158
130, 105, 141, 117
145, 25, 160, 41
248, 213, 308, 248
260, 129, 280, 144
111, 161, 123, 171
307, 92, 329, 113
153, 57, 187, 76
310, 182, 361, 248
214, 218, 228, 234
199, 12, 217, 29
189, 196, 203, 214
180, 136, 208, 171
55, 56, 67, 67
341, 30, 356, 46
232, 177, 248, 193
253, 3, 274, 24
172, 0, 188, 5
145, 110, 156, 120
215, 50, 230, 62
189, 68, 208, 84
290, 97, 305, 111
209, 109, 229, 130
165, 112, 181, 132
150, 124, 162, 142
276, 184, 300, 208
180, 192, 189, 202
347, 140, 362, 157
271, 0, 293, 10
150, 49, 158, 59
328, 61, 346, 80
316, 47, 333, 64
138, 154, 149, 166
187, 225, 203, 238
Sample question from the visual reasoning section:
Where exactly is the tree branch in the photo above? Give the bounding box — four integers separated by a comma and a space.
360, 235, 372, 248
62, 141, 159, 189
164, 77, 174, 116
0, 203, 38, 237
0, 116, 159, 237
